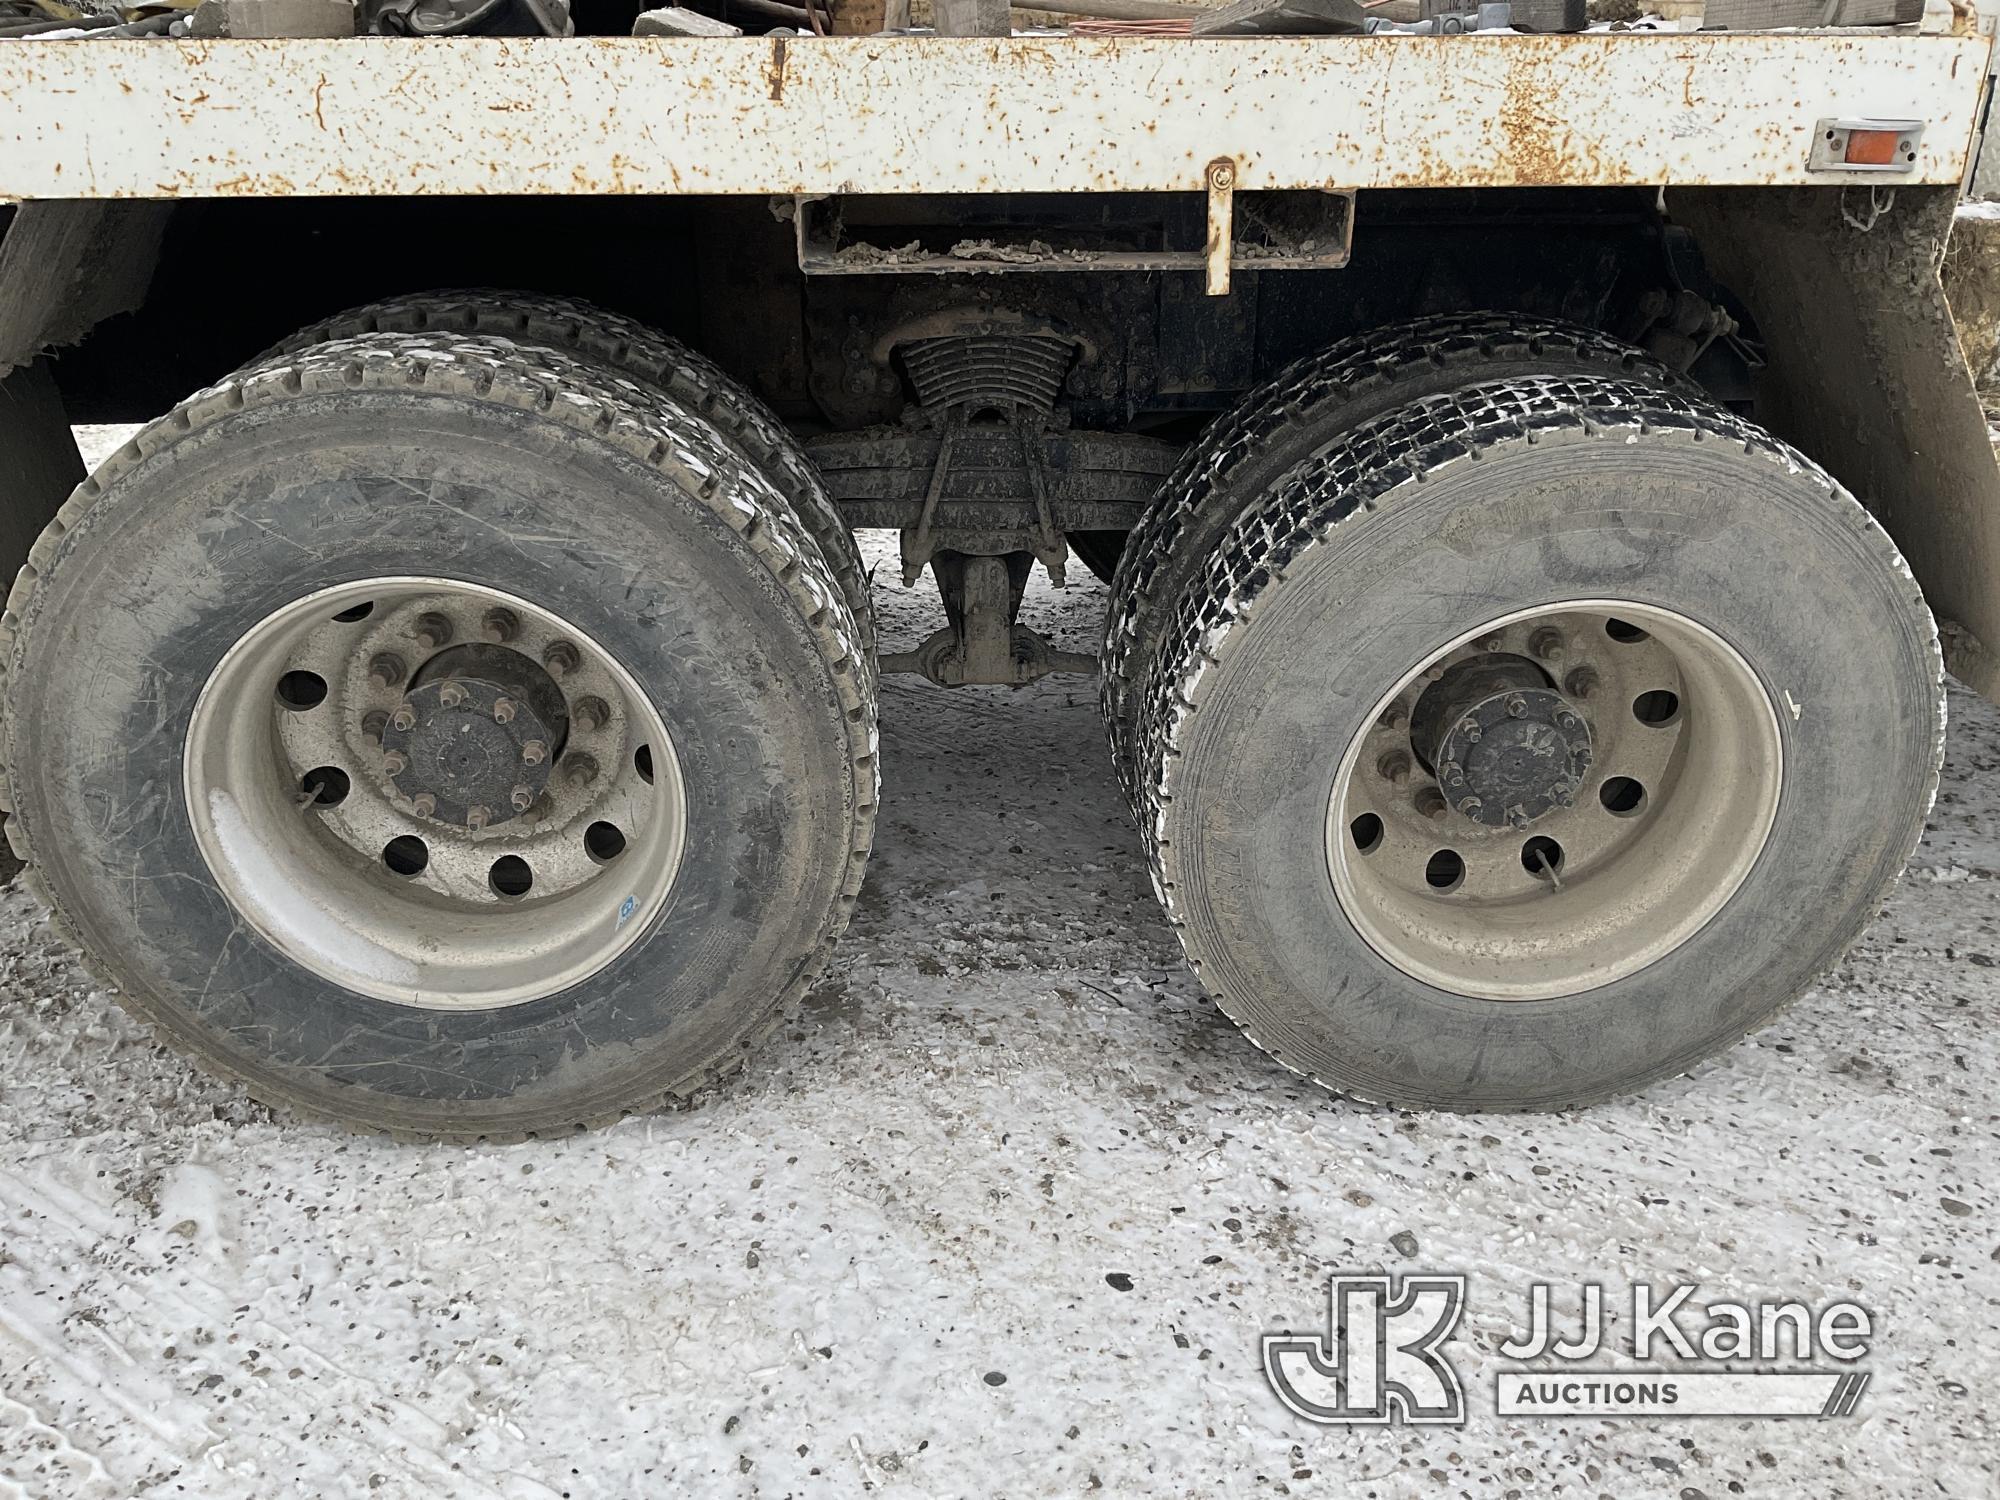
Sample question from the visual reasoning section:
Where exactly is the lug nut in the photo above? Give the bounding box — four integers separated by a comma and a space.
1564, 666, 1599, 701
493, 696, 517, 724
1481, 634, 1504, 652
368, 652, 407, 690
1377, 750, 1412, 786
542, 641, 580, 680
1505, 695, 1527, 718
573, 695, 611, 732
521, 739, 547, 766
1530, 627, 1567, 662
410, 612, 454, 651
564, 753, 600, 789
361, 710, 389, 745
510, 783, 535, 813
1414, 786, 1448, 821
380, 750, 408, 776
391, 703, 417, 732
481, 607, 520, 644
438, 682, 468, 708
465, 804, 491, 831
411, 792, 436, 818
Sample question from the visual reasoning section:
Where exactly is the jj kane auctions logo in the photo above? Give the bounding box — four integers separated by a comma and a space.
1264, 1275, 1873, 1424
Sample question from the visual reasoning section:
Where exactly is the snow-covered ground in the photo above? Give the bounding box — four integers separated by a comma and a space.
1, 431, 1995, 1498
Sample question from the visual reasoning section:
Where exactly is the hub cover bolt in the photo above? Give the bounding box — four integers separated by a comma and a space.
411, 612, 453, 651
492, 697, 517, 724
510, 783, 535, 813
481, 607, 520, 644
381, 750, 408, 776
564, 753, 600, 788
521, 739, 547, 766
391, 703, 417, 732
1530, 627, 1567, 662
412, 792, 436, 818
466, 805, 491, 831
542, 641, 580, 680
438, 682, 468, 708
1457, 718, 1482, 743
1555, 710, 1584, 734
574, 696, 611, 732
1564, 666, 1599, 700
1505, 695, 1528, 718
361, 710, 389, 745
1457, 796, 1483, 817
368, 652, 407, 690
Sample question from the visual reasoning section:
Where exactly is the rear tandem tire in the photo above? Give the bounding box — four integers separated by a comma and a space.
1133, 376, 1941, 1111
0, 331, 878, 1138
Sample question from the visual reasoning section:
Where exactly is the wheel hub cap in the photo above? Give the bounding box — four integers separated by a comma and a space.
384, 645, 565, 827
1413, 656, 1593, 829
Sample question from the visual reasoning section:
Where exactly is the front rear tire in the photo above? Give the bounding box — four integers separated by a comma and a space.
1, 332, 877, 1137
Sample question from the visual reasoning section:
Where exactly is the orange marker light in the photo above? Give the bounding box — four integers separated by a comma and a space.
1844, 129, 1902, 167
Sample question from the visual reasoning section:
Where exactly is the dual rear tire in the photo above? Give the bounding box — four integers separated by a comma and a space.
1104, 324, 1942, 1110
1, 313, 878, 1137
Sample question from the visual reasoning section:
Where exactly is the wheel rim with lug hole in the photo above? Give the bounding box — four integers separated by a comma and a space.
184, 578, 687, 1010
1325, 600, 1782, 1001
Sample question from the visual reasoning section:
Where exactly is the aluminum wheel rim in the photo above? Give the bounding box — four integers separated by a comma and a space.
1325, 600, 1782, 1001
184, 578, 687, 1010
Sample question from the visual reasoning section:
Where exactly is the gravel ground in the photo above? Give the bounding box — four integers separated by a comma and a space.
0, 429, 1994, 1499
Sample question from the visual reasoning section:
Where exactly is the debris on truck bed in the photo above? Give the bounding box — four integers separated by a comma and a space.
0, 0, 1946, 36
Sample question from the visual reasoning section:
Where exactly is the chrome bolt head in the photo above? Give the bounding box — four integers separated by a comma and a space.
480, 607, 520, 644
521, 739, 547, 766
438, 681, 468, 709
542, 641, 580, 680
368, 652, 407, 690
410, 612, 453, 651
492, 696, 517, 725
510, 783, 535, 813
391, 703, 418, 732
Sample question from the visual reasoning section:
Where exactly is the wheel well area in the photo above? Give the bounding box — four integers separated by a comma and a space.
8, 186, 1749, 429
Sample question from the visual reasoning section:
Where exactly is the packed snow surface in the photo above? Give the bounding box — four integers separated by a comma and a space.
0, 440, 1994, 1497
